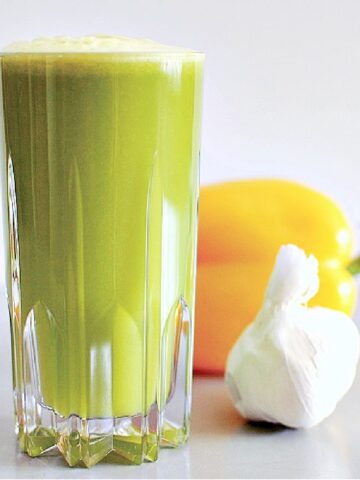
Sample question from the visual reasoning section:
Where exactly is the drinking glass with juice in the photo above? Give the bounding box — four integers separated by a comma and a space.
0, 35, 203, 466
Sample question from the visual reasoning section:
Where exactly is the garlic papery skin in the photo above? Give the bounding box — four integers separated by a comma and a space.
225, 244, 360, 428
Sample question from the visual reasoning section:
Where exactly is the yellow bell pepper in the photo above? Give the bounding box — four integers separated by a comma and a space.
195, 179, 357, 374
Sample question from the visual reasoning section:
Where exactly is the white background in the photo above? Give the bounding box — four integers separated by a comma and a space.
0, 0, 360, 269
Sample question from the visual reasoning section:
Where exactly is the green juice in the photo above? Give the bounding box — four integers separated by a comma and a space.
1, 43, 203, 433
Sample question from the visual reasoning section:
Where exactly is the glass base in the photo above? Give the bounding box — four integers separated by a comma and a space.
12, 295, 193, 467
16, 401, 188, 467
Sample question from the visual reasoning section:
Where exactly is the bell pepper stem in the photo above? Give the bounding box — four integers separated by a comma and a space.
348, 256, 360, 275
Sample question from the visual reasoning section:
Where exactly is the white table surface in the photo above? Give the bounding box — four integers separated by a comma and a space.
1, 290, 360, 479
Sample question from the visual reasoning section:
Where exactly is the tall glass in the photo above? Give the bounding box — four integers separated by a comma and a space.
0, 50, 203, 466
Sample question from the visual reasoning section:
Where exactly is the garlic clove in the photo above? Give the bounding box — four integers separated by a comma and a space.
225, 244, 360, 428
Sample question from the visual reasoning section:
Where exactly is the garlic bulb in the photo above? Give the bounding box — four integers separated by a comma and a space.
225, 244, 360, 428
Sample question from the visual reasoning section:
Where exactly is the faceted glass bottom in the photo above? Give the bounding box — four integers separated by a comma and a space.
16, 400, 189, 467
12, 295, 193, 467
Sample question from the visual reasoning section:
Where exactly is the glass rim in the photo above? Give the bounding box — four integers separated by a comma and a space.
0, 50, 205, 59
